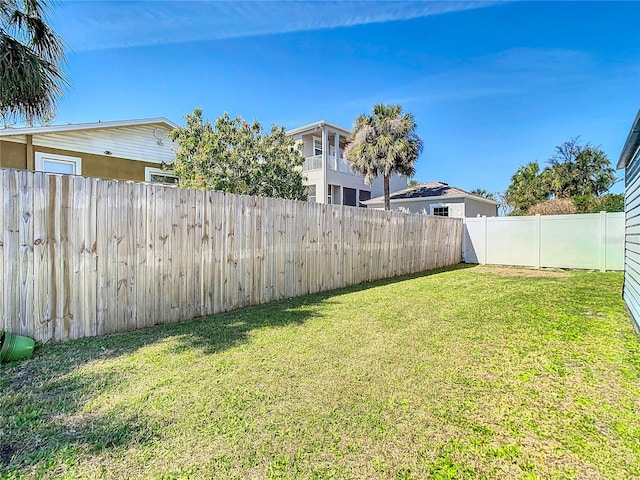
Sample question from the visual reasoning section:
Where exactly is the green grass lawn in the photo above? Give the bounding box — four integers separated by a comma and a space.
1, 265, 639, 480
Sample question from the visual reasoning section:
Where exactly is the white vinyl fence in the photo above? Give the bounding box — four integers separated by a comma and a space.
463, 212, 624, 271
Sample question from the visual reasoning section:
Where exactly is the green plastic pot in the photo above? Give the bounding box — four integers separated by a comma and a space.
0, 331, 35, 363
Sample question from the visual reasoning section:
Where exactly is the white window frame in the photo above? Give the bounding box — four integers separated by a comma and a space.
35, 152, 82, 175
431, 204, 450, 217
145, 166, 178, 184
313, 136, 323, 156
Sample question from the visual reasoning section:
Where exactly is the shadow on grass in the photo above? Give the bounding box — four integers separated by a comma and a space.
0, 264, 473, 475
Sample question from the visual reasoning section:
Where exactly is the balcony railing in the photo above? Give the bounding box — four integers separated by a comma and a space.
302, 154, 355, 174
302, 155, 323, 171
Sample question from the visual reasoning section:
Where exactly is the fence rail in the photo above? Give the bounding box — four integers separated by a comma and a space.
0, 169, 463, 343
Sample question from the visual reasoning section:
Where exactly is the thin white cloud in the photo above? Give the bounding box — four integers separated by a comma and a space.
53, 1, 504, 51
344, 48, 597, 110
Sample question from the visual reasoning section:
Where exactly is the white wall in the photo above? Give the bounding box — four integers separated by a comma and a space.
463, 212, 624, 271
371, 175, 407, 198
464, 198, 498, 217
378, 199, 465, 217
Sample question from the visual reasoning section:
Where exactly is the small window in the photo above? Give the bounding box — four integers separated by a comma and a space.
359, 190, 371, 207
327, 184, 334, 204
343, 187, 356, 206
313, 137, 323, 156
35, 152, 81, 175
145, 167, 178, 185
433, 206, 449, 217
307, 184, 317, 203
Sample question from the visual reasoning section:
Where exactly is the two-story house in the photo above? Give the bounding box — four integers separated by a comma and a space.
0, 118, 408, 204
287, 120, 407, 206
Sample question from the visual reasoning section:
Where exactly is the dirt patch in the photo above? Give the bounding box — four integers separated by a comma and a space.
474, 266, 569, 278
0, 444, 15, 467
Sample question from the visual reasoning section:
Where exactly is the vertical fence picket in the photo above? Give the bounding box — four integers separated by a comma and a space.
144, 184, 156, 328
70, 176, 84, 340
32, 172, 50, 342
18, 170, 34, 337
3, 170, 19, 336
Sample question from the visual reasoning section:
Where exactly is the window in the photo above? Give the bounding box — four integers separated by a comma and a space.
432, 206, 449, 217
35, 152, 81, 175
307, 184, 317, 203
313, 137, 323, 156
327, 184, 334, 204
359, 190, 371, 207
343, 187, 356, 206
145, 167, 178, 185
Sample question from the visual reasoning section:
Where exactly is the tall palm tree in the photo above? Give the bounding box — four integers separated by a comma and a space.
344, 104, 423, 210
1, 0, 67, 124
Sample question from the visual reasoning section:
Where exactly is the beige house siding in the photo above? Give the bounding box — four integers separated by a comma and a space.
4, 124, 175, 164
0, 140, 27, 169
0, 120, 176, 182
1, 140, 166, 182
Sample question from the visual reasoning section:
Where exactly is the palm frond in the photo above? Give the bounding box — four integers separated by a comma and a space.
0, 0, 66, 123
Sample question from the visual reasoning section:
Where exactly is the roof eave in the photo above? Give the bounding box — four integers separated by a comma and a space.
0, 117, 179, 137
617, 109, 640, 169
364, 193, 499, 206
286, 120, 351, 136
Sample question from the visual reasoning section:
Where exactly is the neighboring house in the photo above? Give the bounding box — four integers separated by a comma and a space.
363, 181, 499, 217
0, 118, 178, 183
616, 109, 640, 334
287, 120, 407, 206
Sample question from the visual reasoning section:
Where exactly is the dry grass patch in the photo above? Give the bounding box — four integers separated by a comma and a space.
474, 265, 570, 278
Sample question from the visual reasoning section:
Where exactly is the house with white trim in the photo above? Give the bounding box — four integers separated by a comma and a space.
287, 120, 407, 206
0, 117, 411, 203
0, 118, 179, 183
363, 181, 499, 217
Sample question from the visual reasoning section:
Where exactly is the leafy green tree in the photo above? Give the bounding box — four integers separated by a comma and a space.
344, 104, 423, 210
504, 162, 548, 215
470, 188, 496, 200
170, 109, 307, 200
600, 193, 624, 212
1, 0, 67, 124
505, 138, 616, 215
572, 193, 624, 213
545, 137, 615, 198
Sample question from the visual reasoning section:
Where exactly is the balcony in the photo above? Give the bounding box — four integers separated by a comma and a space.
302, 155, 355, 174
302, 155, 323, 171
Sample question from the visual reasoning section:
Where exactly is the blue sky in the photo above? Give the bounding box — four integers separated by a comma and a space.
47, 1, 639, 194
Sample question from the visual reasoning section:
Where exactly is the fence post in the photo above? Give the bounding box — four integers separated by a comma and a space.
535, 214, 541, 269
600, 211, 607, 272
482, 215, 487, 265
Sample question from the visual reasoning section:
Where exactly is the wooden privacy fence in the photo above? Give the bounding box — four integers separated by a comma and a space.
0, 169, 463, 343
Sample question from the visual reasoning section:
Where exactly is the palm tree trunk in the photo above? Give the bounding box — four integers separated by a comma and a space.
384, 174, 390, 211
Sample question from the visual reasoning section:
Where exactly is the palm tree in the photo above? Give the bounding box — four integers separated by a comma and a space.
470, 188, 496, 200
1, 0, 67, 124
504, 162, 548, 215
344, 104, 423, 210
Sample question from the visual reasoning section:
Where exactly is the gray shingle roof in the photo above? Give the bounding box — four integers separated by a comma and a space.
386, 182, 469, 200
